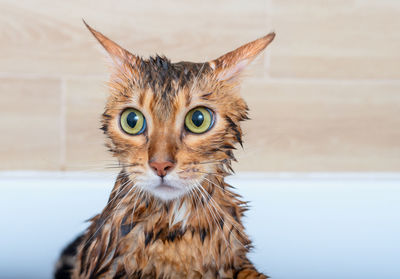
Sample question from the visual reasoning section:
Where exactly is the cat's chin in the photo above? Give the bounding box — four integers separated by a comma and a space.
148, 182, 187, 201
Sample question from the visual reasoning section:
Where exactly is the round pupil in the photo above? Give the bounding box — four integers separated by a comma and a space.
192, 110, 204, 127
126, 112, 138, 128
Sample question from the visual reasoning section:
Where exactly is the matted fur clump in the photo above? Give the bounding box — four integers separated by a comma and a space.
55, 21, 275, 279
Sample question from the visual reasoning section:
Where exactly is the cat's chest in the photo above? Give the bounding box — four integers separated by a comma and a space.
117, 224, 234, 278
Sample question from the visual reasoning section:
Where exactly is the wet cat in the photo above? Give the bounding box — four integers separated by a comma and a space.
55, 21, 275, 279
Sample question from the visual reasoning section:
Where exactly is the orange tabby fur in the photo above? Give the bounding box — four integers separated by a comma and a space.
68, 22, 274, 279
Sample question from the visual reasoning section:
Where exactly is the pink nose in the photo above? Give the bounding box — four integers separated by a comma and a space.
149, 161, 175, 177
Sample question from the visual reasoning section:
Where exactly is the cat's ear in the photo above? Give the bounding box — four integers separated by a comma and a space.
83, 20, 139, 67
210, 32, 275, 81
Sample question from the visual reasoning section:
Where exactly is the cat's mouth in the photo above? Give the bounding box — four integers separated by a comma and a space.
140, 175, 191, 201
155, 182, 181, 192
148, 179, 188, 201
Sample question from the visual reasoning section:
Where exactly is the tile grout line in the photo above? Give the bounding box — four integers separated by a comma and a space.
0, 72, 108, 80
245, 76, 400, 84
1, 73, 400, 85
60, 78, 67, 171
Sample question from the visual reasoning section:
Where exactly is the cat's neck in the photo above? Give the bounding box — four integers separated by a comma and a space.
96, 171, 244, 236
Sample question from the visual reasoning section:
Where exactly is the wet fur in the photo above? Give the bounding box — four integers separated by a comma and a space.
55, 22, 274, 279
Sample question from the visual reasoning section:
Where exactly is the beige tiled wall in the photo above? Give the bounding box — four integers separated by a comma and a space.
1, 0, 399, 172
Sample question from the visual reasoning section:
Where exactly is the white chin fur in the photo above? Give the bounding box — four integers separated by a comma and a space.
136, 171, 194, 201
148, 185, 187, 201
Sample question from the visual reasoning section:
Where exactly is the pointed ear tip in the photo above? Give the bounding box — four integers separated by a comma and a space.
263, 32, 276, 41
82, 19, 89, 27
82, 19, 94, 32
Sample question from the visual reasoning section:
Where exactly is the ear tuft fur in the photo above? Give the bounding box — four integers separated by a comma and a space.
210, 32, 275, 81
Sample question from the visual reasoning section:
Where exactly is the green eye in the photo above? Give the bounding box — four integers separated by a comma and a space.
185, 107, 214, 134
120, 108, 146, 135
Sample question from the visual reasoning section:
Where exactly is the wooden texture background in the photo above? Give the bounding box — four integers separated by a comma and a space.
1, 0, 399, 172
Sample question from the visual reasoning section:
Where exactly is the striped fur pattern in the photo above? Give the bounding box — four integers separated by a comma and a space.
56, 22, 275, 279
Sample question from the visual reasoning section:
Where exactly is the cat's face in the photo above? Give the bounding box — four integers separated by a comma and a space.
85, 22, 274, 201
103, 59, 248, 201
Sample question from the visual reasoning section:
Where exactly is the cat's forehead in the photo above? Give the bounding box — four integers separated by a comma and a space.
138, 56, 210, 92
134, 56, 212, 117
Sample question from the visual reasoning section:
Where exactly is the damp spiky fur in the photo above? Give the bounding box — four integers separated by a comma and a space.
55, 21, 275, 279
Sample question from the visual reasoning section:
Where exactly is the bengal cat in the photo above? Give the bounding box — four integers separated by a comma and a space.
55, 21, 275, 279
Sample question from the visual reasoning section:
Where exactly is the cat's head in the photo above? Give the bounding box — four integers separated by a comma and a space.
85, 21, 274, 201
